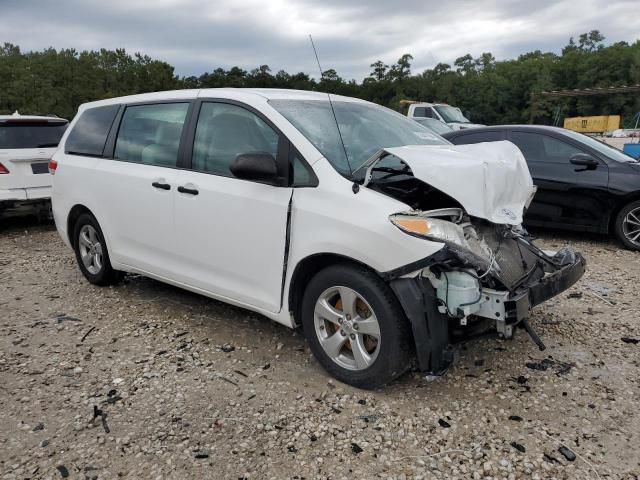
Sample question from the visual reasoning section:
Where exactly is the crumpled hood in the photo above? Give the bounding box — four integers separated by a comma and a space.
381, 141, 535, 224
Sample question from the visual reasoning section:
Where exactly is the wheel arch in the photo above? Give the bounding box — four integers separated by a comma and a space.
287, 253, 383, 326
67, 204, 97, 247
608, 193, 640, 234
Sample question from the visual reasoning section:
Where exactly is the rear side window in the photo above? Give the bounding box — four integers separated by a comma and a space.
66, 105, 119, 156
511, 131, 585, 164
413, 107, 433, 118
450, 131, 503, 145
192, 102, 279, 176
114, 103, 189, 167
0, 121, 67, 149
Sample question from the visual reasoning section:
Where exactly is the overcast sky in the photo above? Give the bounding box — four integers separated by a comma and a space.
2, 0, 639, 80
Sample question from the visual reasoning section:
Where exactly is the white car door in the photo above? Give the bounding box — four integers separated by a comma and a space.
94, 102, 190, 276
172, 101, 293, 313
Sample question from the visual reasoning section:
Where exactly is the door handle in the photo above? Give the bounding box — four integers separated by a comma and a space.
152, 181, 171, 190
178, 186, 199, 196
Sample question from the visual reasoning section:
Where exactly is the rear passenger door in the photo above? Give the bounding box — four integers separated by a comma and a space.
95, 102, 191, 276
172, 100, 293, 313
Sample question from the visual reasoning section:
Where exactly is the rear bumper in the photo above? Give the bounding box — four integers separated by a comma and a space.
0, 186, 52, 202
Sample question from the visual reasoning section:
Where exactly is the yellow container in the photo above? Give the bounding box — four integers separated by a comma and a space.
563, 115, 620, 133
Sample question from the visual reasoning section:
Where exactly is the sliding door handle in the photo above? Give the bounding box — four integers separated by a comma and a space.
178, 186, 199, 195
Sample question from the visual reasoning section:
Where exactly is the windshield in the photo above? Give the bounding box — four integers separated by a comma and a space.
0, 122, 68, 149
270, 99, 448, 175
434, 105, 470, 124
562, 129, 638, 163
415, 118, 453, 135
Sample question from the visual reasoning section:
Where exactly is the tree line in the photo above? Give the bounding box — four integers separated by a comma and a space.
1, 31, 639, 126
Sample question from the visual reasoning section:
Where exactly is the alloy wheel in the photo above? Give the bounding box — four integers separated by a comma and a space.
313, 286, 381, 371
78, 224, 104, 275
623, 207, 640, 247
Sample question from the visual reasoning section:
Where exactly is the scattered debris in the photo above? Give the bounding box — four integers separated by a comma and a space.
80, 326, 96, 342
621, 337, 639, 345
221, 344, 235, 353
438, 419, 451, 428
32, 422, 44, 432
351, 442, 363, 454
544, 453, 560, 464
508, 415, 523, 422
525, 358, 574, 375
56, 465, 69, 478
92, 406, 110, 434
510, 441, 526, 453
567, 292, 582, 299
194, 450, 209, 459
558, 446, 576, 462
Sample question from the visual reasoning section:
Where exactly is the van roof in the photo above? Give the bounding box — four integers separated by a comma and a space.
78, 88, 369, 111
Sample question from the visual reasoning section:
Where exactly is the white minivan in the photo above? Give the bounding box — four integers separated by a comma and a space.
51, 89, 585, 388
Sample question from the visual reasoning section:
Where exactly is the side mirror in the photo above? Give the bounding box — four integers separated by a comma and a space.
569, 153, 599, 170
230, 153, 279, 183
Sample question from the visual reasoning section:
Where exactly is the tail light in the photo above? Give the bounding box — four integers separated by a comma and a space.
48, 159, 58, 175
0, 162, 9, 174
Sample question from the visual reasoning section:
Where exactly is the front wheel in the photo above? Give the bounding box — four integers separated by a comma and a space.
614, 200, 640, 251
300, 264, 413, 389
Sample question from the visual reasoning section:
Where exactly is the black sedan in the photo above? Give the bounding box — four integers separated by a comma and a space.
443, 125, 640, 250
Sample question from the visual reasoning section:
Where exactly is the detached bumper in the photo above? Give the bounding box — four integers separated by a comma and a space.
505, 252, 586, 323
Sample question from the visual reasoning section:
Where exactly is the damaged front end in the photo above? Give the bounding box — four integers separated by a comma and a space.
386, 209, 586, 376
361, 143, 586, 377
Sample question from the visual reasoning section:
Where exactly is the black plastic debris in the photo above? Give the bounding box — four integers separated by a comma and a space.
262, 363, 271, 370
56, 465, 69, 478
510, 441, 526, 453
515, 375, 528, 384
92, 406, 110, 433
221, 344, 235, 353
40, 439, 49, 447
525, 359, 554, 371
194, 450, 209, 459
351, 442, 363, 454
621, 337, 639, 345
287, 445, 298, 453
438, 419, 451, 428
567, 292, 582, 299
357, 399, 366, 405
309, 434, 318, 442
105, 389, 122, 405
526, 358, 574, 375
508, 415, 523, 422
558, 446, 576, 461
32, 422, 44, 432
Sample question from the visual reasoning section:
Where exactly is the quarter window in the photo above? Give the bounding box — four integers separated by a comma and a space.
511, 131, 585, 163
192, 102, 279, 176
114, 103, 189, 167
65, 105, 119, 156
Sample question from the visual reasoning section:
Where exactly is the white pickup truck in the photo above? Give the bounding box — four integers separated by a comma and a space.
407, 102, 484, 130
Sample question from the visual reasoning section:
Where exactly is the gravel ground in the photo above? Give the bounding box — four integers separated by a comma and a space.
1, 218, 639, 480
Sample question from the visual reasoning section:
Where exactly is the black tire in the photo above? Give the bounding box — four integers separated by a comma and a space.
300, 264, 413, 389
72, 213, 123, 285
614, 200, 640, 251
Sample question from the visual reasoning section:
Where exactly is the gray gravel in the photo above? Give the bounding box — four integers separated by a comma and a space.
1, 219, 639, 479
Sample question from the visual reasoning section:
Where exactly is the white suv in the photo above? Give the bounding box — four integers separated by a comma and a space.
0, 113, 68, 217
51, 89, 585, 388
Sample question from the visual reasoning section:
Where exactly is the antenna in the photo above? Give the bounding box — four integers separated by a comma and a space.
309, 34, 352, 176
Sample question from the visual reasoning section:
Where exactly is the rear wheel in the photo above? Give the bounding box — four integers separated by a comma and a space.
300, 264, 412, 389
614, 200, 640, 251
72, 213, 123, 285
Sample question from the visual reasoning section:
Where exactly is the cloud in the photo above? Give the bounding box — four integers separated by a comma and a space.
1, 0, 638, 80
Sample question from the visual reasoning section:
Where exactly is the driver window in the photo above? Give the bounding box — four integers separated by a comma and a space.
192, 102, 279, 176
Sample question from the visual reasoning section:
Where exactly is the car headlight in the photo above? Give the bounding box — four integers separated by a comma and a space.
390, 214, 468, 247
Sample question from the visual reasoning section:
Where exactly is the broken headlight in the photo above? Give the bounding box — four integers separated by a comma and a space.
390, 214, 467, 246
